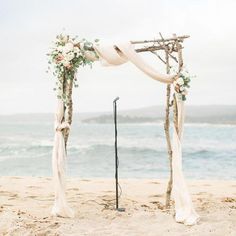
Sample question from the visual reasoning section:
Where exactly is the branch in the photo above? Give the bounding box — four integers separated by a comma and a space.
158, 33, 178, 63
130, 35, 189, 44
150, 51, 168, 65
173, 33, 184, 73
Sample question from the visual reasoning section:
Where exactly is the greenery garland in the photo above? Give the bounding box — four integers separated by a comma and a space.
47, 34, 193, 102
47, 34, 99, 100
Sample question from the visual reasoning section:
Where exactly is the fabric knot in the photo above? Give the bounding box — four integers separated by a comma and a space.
55, 122, 70, 132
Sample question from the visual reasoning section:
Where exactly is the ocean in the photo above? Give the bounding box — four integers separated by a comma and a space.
0, 114, 235, 180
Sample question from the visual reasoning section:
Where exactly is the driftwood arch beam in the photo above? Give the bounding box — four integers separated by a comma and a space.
49, 33, 199, 225
86, 34, 189, 59
61, 34, 189, 147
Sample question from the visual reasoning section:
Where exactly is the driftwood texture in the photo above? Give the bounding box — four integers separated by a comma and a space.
165, 34, 184, 207
173, 34, 183, 137
62, 75, 73, 148
164, 51, 173, 208
86, 35, 189, 55
141, 33, 186, 208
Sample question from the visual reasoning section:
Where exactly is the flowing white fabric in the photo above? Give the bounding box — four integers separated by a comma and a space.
94, 42, 175, 83
172, 99, 200, 225
51, 100, 74, 218
94, 41, 199, 225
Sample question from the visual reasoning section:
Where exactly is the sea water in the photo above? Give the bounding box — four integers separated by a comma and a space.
0, 115, 235, 179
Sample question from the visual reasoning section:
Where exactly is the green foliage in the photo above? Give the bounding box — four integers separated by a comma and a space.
173, 69, 195, 101
47, 33, 99, 101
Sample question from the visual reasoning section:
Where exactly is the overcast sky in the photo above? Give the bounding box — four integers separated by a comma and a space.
0, 0, 236, 114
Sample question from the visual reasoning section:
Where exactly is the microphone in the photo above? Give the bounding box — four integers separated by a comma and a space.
113, 97, 120, 103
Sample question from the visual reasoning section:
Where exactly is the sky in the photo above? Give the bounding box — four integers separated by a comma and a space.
0, 0, 236, 114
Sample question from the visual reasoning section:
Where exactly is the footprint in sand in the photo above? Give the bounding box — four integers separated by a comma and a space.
141, 204, 151, 208
222, 197, 236, 203
150, 201, 165, 210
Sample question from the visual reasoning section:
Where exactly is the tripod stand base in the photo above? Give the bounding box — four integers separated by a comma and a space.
116, 207, 126, 212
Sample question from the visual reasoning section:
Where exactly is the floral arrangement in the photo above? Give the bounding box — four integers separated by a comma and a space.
47, 34, 99, 99
173, 70, 193, 101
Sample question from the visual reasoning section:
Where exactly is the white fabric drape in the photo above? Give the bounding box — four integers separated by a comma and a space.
94, 41, 199, 225
172, 99, 200, 225
94, 42, 175, 83
51, 100, 74, 218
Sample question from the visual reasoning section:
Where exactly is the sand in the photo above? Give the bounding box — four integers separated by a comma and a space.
0, 177, 236, 236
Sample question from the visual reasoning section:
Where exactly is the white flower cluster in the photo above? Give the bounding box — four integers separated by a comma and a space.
48, 34, 99, 73
173, 72, 191, 101
47, 34, 99, 99
53, 38, 82, 69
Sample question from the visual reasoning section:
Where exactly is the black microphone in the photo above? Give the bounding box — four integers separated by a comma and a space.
113, 97, 120, 103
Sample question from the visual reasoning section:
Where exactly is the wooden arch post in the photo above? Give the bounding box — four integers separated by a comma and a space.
164, 34, 185, 208
164, 50, 173, 208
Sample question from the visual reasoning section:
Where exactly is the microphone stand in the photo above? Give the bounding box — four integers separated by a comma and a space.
113, 97, 125, 212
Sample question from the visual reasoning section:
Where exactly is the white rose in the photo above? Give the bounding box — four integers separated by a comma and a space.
57, 46, 63, 52
179, 86, 184, 92
80, 42, 85, 50
177, 77, 184, 86
63, 42, 74, 54
73, 46, 80, 54
65, 52, 75, 61
62, 35, 68, 43
62, 59, 70, 67
73, 38, 80, 44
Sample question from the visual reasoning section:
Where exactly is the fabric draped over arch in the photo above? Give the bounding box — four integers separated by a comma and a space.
94, 42, 175, 83
51, 100, 74, 218
51, 41, 199, 225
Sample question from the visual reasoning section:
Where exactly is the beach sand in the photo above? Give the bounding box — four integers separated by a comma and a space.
0, 177, 235, 236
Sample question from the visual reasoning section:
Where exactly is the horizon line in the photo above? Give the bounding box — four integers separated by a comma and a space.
1, 104, 236, 116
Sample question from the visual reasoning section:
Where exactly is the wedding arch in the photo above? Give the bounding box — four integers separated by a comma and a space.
47, 33, 200, 225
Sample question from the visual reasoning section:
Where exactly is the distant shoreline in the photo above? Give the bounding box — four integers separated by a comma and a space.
0, 105, 236, 124
81, 114, 236, 125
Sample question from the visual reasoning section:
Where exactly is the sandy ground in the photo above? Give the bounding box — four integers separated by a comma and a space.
0, 177, 236, 236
